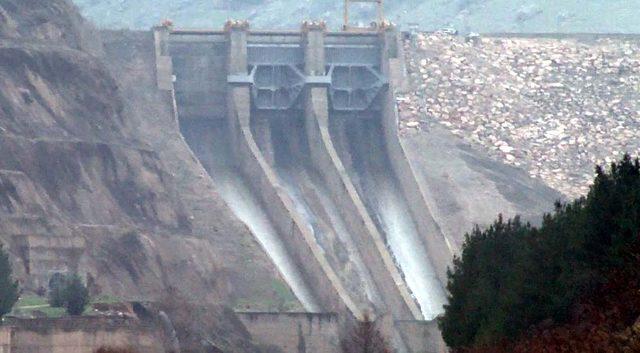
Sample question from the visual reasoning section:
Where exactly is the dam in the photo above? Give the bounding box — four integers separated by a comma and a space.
152, 20, 452, 352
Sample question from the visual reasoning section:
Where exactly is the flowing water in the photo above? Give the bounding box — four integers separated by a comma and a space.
333, 117, 447, 319
180, 120, 321, 312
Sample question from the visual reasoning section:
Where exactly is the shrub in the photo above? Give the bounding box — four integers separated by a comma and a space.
64, 274, 89, 316
48, 272, 68, 308
48, 273, 90, 315
0, 243, 19, 319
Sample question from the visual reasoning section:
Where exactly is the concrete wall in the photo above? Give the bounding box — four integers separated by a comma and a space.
0, 317, 165, 353
379, 29, 453, 286
237, 312, 339, 353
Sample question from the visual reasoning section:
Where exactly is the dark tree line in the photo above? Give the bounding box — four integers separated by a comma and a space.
0, 243, 18, 319
439, 154, 640, 349
49, 273, 90, 315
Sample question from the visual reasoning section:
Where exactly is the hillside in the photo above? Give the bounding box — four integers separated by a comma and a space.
71, 0, 640, 33
0, 0, 294, 313
401, 33, 640, 198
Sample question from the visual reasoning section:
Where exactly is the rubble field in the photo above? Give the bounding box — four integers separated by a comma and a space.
400, 33, 640, 198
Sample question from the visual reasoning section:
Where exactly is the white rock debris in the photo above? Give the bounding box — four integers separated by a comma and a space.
399, 33, 640, 198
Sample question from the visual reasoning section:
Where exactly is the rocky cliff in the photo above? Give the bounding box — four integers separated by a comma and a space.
0, 0, 294, 313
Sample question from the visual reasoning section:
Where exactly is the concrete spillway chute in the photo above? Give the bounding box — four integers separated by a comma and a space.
156, 20, 450, 352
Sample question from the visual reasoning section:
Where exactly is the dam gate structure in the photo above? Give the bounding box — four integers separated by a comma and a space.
153, 21, 451, 353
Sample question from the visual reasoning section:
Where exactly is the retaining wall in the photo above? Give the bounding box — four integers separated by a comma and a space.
0, 317, 164, 353
237, 312, 339, 353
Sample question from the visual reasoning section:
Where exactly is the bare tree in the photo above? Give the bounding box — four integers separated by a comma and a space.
341, 314, 392, 353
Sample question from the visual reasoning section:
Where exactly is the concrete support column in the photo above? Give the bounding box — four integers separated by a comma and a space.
302, 22, 331, 171
225, 21, 251, 164
226, 21, 249, 75
153, 24, 174, 90
302, 22, 326, 76
153, 24, 179, 130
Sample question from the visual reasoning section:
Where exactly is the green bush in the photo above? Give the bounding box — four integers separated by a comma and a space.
0, 243, 19, 319
64, 274, 89, 316
48, 273, 90, 315
439, 154, 640, 348
48, 273, 67, 308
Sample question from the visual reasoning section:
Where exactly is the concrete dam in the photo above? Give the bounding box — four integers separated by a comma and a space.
153, 21, 452, 351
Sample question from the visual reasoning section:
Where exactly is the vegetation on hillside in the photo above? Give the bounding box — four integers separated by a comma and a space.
0, 243, 19, 319
439, 154, 640, 351
48, 273, 90, 316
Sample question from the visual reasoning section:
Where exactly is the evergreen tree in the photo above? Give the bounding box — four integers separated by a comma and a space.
341, 314, 391, 353
48, 272, 67, 308
63, 274, 89, 316
438, 154, 640, 350
0, 243, 18, 319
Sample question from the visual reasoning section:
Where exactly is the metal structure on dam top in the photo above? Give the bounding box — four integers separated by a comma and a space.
225, 23, 389, 112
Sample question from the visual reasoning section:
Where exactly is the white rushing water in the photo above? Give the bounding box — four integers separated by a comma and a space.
317, 180, 382, 303
312, 177, 382, 305
376, 177, 447, 320
213, 169, 322, 312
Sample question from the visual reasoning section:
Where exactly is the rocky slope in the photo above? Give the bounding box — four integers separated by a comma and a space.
71, 0, 640, 33
0, 0, 293, 313
401, 33, 640, 198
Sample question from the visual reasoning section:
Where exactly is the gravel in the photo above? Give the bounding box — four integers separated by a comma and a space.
399, 33, 640, 198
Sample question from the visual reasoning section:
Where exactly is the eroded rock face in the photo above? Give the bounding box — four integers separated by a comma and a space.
0, 0, 101, 53
0, 0, 292, 313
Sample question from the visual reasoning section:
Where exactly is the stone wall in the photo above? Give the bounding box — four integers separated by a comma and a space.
0, 317, 165, 353
237, 312, 339, 353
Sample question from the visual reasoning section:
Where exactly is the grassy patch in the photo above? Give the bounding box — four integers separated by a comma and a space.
11, 294, 125, 318
15, 295, 48, 308
92, 294, 122, 304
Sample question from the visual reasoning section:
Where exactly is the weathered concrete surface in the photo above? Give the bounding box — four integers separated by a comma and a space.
0, 317, 165, 353
237, 312, 340, 353
227, 85, 359, 317
302, 29, 422, 321
380, 30, 454, 288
